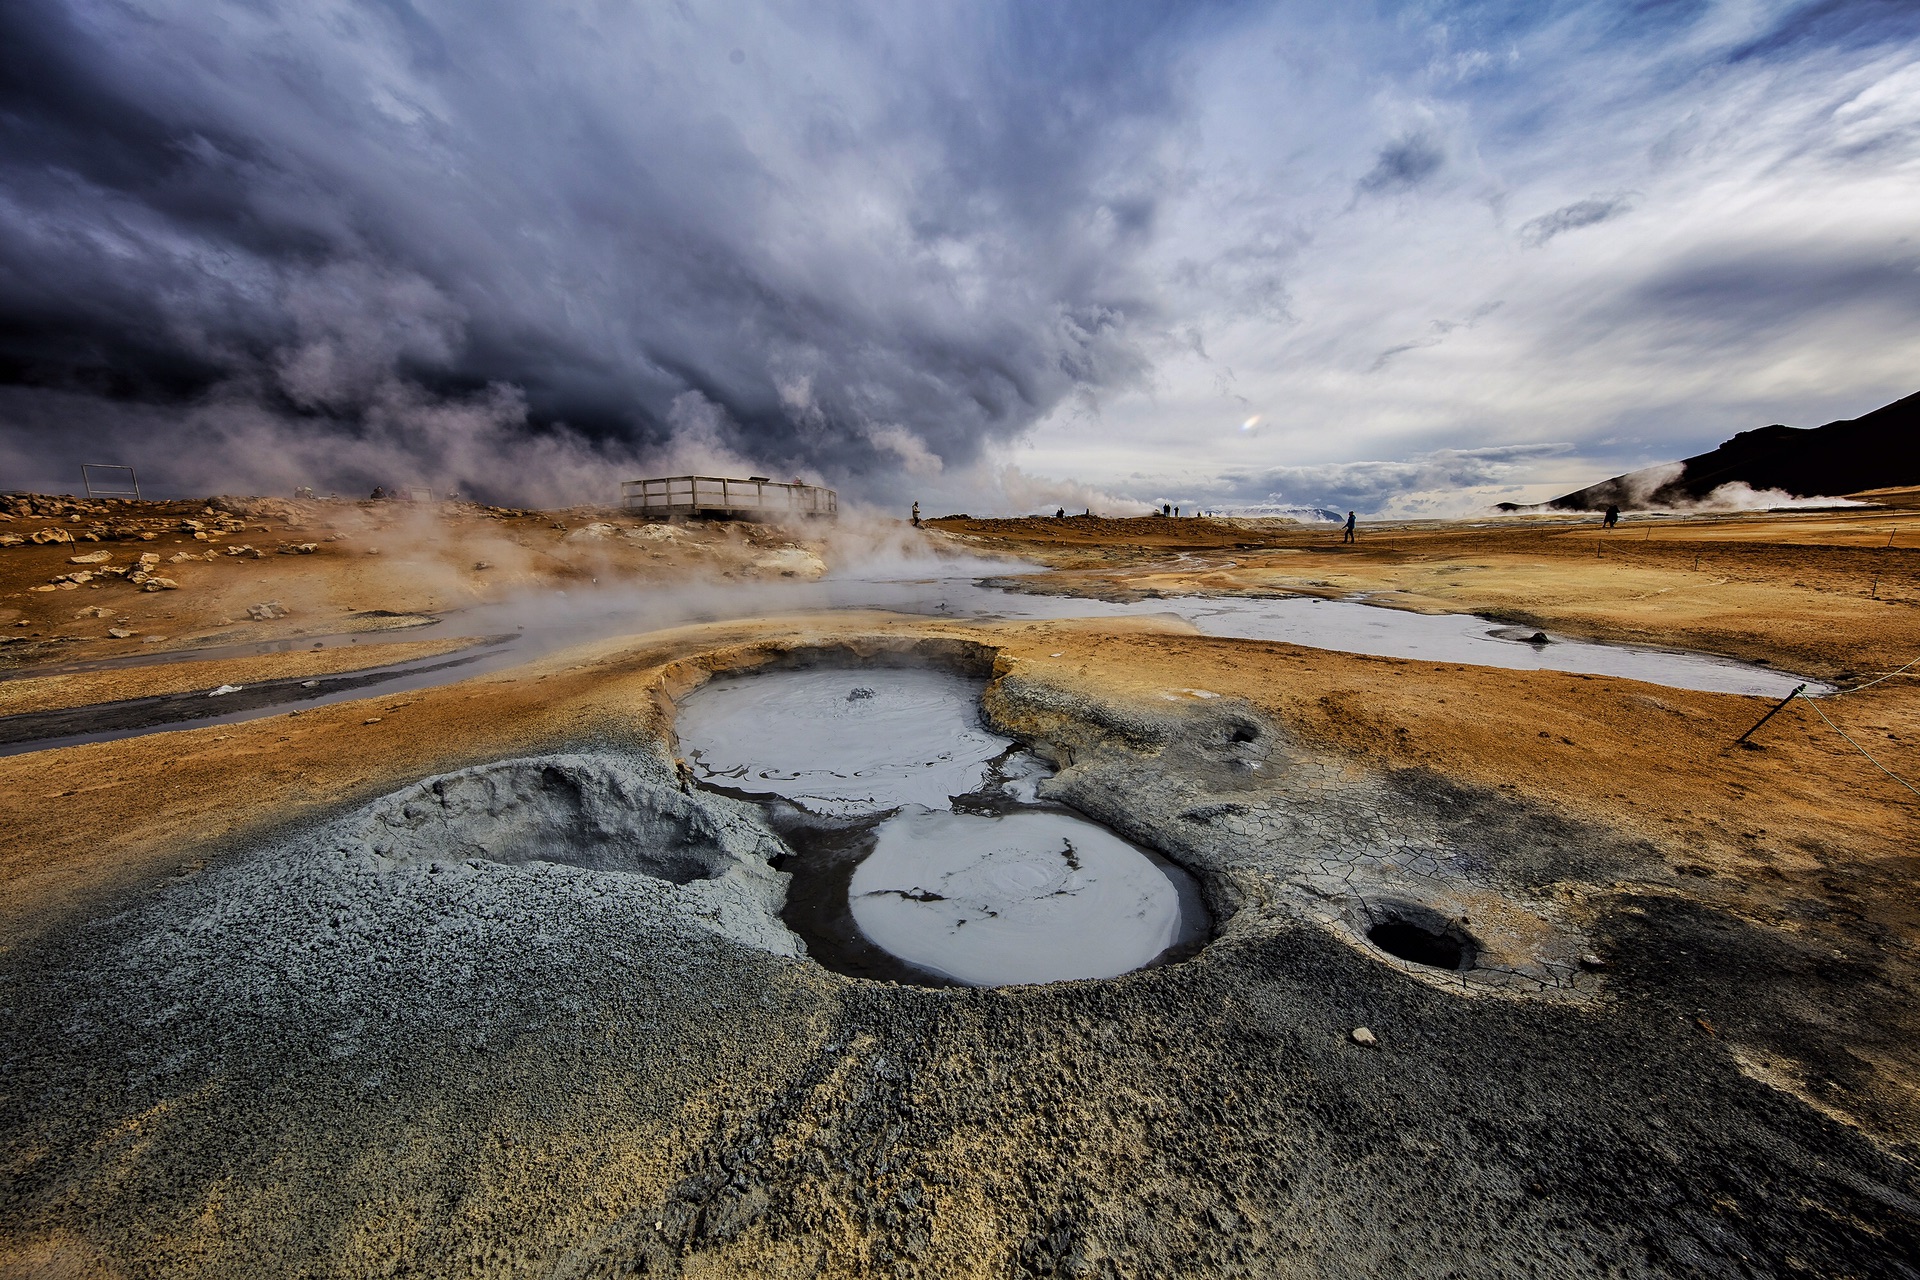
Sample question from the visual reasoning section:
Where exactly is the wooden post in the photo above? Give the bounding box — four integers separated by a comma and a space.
1733, 684, 1807, 748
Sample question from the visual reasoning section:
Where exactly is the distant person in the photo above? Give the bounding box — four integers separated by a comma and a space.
1342, 511, 1357, 543
370, 486, 387, 500
1603, 503, 1619, 529
911, 502, 920, 527
1056, 508, 1065, 519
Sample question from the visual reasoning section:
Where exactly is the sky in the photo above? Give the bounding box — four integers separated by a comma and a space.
1, 0, 1916, 514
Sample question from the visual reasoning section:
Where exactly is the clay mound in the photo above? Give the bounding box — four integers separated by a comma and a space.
1529, 390, 1920, 512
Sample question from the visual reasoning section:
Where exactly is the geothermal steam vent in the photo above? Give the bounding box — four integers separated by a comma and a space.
673, 665, 1207, 986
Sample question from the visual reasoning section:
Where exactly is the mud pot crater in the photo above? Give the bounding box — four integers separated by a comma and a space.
669, 649, 1214, 988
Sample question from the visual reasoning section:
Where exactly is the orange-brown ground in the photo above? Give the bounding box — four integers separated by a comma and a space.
2, 497, 1916, 1275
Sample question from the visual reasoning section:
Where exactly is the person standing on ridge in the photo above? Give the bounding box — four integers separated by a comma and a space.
1343, 511, 1357, 543
911, 502, 920, 527
1604, 503, 1619, 529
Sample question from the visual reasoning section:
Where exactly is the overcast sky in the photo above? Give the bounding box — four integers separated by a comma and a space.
1, 0, 1916, 512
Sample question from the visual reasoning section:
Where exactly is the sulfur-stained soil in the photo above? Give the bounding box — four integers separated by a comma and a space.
0, 497, 1916, 1278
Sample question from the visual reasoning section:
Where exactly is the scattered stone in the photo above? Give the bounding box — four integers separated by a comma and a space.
141, 578, 180, 592
29, 584, 56, 593
246, 601, 291, 620
1579, 953, 1608, 970
137, 552, 160, 568
363, 717, 382, 725
69, 550, 112, 564
565, 522, 617, 541
0, 534, 23, 547
1350, 1027, 1379, 1047
169, 552, 197, 563
74, 606, 113, 619
209, 684, 243, 696
473, 561, 491, 570
107, 628, 135, 638
30, 529, 74, 545
279, 543, 318, 554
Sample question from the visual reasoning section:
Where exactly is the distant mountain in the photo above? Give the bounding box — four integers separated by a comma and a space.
1511, 390, 1920, 512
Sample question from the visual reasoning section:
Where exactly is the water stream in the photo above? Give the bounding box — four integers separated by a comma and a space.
0, 556, 1827, 754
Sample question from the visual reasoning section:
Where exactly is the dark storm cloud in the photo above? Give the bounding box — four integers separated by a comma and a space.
1207, 443, 1569, 514
1595, 242, 1920, 354
1354, 132, 1445, 196
0, 0, 1236, 501
1518, 194, 1636, 247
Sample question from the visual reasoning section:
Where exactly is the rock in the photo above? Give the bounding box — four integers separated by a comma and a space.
1578, 953, 1608, 970
0, 534, 22, 547
29, 584, 57, 593
107, 628, 135, 639
138, 532, 157, 541
565, 522, 617, 541
68, 550, 112, 564
279, 543, 318, 554
363, 717, 382, 725
624, 524, 685, 542
30, 529, 74, 545
246, 601, 291, 620
141, 577, 180, 592
753, 548, 828, 579
1350, 1026, 1379, 1047
473, 561, 491, 570
169, 552, 197, 563
209, 684, 243, 696
74, 606, 114, 619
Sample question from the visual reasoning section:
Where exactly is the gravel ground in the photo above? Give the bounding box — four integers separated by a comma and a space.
3, 664, 1916, 1277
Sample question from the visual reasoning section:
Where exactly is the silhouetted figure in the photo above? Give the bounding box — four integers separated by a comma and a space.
911, 502, 920, 527
370, 486, 387, 500
1343, 511, 1357, 543
1056, 508, 1065, 519
1603, 504, 1619, 529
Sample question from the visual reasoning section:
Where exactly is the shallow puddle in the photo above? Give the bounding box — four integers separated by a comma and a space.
673, 665, 1207, 986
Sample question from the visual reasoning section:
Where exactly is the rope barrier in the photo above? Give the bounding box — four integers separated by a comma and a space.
1796, 691, 1920, 801
1830, 655, 1920, 696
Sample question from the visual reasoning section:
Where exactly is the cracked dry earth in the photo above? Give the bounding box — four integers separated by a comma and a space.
2, 621, 1917, 1279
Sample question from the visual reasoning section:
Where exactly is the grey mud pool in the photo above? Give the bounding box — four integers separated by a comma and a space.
671, 665, 1210, 987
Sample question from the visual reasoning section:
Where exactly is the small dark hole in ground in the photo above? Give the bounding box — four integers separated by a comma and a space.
1368, 916, 1476, 970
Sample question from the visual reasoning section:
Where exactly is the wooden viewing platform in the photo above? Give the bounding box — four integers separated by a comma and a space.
621, 475, 837, 521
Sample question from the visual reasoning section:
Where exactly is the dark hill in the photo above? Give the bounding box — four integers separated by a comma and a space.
1518, 390, 1920, 511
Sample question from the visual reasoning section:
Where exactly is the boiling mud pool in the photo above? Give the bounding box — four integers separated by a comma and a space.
673, 667, 1207, 986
